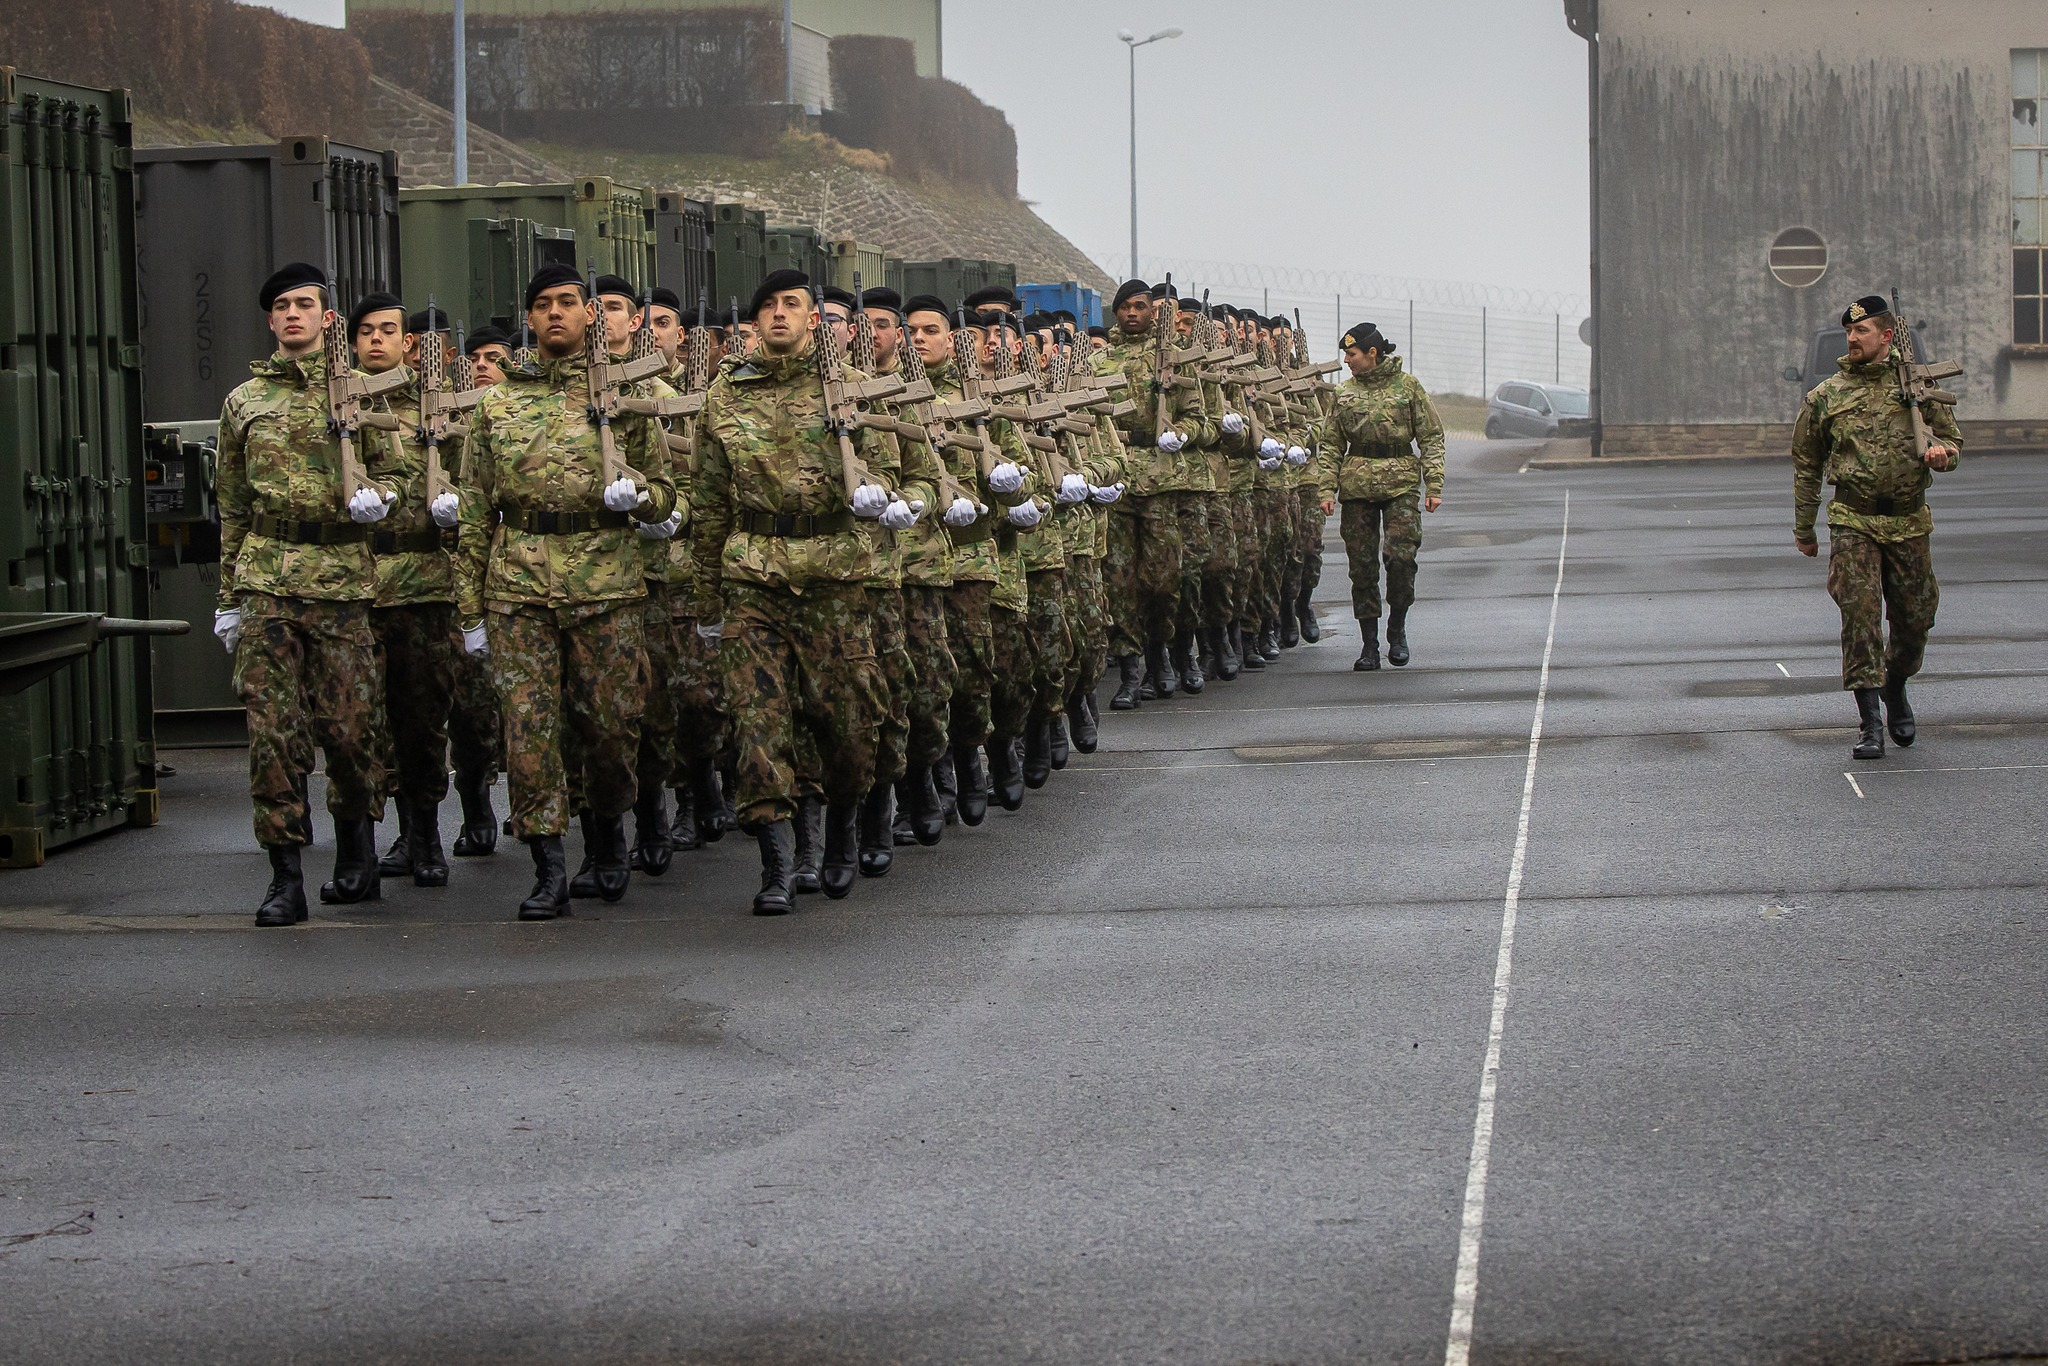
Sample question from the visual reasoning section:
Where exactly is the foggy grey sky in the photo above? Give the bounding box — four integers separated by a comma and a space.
262, 0, 1591, 298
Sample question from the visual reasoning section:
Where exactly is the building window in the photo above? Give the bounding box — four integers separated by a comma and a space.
2015, 50, 2046, 344
1768, 227, 1828, 288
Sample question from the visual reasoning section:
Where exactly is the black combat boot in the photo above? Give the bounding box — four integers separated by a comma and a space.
319, 816, 382, 905
671, 783, 703, 852
1259, 617, 1282, 661
989, 735, 1026, 811
1386, 608, 1411, 667
1279, 606, 1300, 649
1175, 632, 1205, 695
1853, 688, 1886, 761
858, 784, 894, 878
1112, 655, 1146, 711
569, 809, 601, 899
907, 767, 946, 846
1882, 675, 1916, 747
1215, 625, 1241, 680
934, 753, 959, 824
792, 796, 825, 894
1049, 712, 1071, 770
1154, 640, 1180, 697
821, 799, 859, 899
409, 799, 449, 888
1235, 623, 1265, 672
893, 777, 921, 846
592, 813, 631, 903
630, 788, 673, 876
1297, 588, 1320, 643
452, 774, 498, 857
518, 836, 570, 920
751, 820, 796, 915
694, 763, 727, 844
1069, 687, 1100, 751
951, 743, 989, 827
1354, 621, 1381, 672
1198, 629, 1219, 683
255, 845, 307, 927
376, 803, 412, 878
1023, 720, 1052, 788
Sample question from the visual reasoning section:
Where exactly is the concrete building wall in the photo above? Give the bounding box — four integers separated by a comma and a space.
346, 0, 942, 78
1581, 1, 2048, 450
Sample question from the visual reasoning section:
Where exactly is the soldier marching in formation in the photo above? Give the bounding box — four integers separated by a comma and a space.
207, 260, 1468, 924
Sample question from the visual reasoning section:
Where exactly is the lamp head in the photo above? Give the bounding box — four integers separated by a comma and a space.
1117, 28, 1135, 42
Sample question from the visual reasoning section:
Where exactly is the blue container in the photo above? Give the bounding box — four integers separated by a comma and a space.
1019, 281, 1102, 330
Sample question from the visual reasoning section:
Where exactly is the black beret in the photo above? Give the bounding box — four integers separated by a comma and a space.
1112, 279, 1150, 308
1842, 294, 1892, 326
525, 262, 587, 310
902, 294, 952, 321
649, 286, 683, 315
1150, 283, 1178, 301
347, 291, 406, 334
593, 274, 637, 301
259, 262, 326, 312
820, 286, 857, 311
1341, 322, 1396, 356
860, 286, 904, 316
464, 324, 511, 354
1020, 311, 1055, 332
963, 285, 1020, 311
749, 268, 813, 317
1052, 309, 1078, 326
409, 306, 452, 334
1087, 325, 1110, 339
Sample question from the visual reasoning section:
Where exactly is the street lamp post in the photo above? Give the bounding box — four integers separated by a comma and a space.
452, 0, 468, 185
1119, 26, 1183, 280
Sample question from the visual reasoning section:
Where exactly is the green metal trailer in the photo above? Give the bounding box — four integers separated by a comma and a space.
399, 178, 652, 330
710, 201, 766, 314
0, 68, 166, 866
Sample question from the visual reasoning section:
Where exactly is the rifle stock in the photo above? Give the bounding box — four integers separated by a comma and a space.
322, 288, 402, 506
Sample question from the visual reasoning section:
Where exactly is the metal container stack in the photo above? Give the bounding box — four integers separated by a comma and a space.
651, 191, 714, 303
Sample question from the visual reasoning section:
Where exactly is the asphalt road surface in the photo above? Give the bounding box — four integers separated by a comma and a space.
3, 439, 2044, 1366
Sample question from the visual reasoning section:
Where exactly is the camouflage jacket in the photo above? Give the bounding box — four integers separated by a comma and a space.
1059, 415, 1131, 560
1313, 358, 1445, 502
1096, 325, 1214, 495
453, 352, 677, 622
1287, 385, 1337, 491
1791, 353, 1960, 544
927, 359, 1033, 585
690, 340, 886, 621
863, 356, 947, 590
216, 347, 376, 607
364, 371, 459, 608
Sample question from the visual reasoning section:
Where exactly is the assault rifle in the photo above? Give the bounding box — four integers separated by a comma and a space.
841, 272, 938, 449
511, 321, 537, 371
951, 306, 1037, 482
415, 296, 484, 504
814, 286, 905, 503
584, 272, 666, 488
1889, 288, 1963, 462
615, 289, 702, 433
890, 294, 981, 514
323, 278, 403, 504
1148, 276, 1204, 439
989, 317, 1071, 458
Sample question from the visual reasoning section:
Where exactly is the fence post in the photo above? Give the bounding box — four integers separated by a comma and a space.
1334, 293, 1341, 349
1481, 307, 1488, 398
1408, 299, 1414, 366
1555, 313, 1561, 382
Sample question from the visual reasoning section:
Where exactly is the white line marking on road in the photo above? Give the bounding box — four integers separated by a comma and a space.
1844, 773, 1865, 799
1444, 491, 1569, 1366
1855, 763, 2048, 777
1776, 662, 1792, 678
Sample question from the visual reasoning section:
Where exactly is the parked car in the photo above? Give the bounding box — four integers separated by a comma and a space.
1485, 381, 1591, 439
1782, 321, 1929, 391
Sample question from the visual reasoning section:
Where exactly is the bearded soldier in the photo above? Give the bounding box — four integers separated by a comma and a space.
214, 263, 394, 924
1792, 293, 1961, 760
1314, 322, 1444, 672
454, 262, 679, 919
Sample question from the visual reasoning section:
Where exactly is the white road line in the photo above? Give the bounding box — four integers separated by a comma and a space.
1776, 662, 1792, 678
1844, 772, 1865, 799
1444, 491, 1569, 1366
1855, 763, 2048, 777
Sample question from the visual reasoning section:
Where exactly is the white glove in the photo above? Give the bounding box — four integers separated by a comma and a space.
213, 609, 241, 654
943, 497, 981, 528
1221, 413, 1246, 436
637, 509, 683, 540
1007, 500, 1043, 529
348, 486, 396, 524
429, 491, 461, 528
1258, 453, 1282, 471
1057, 473, 1090, 505
987, 462, 1024, 494
696, 621, 723, 644
1286, 445, 1309, 466
880, 498, 922, 531
461, 623, 489, 656
1260, 437, 1284, 458
603, 476, 645, 512
851, 483, 891, 518
1156, 430, 1185, 453
1089, 482, 1125, 505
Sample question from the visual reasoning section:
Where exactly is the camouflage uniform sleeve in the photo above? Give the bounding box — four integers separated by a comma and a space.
215, 392, 251, 608
626, 406, 677, 523
453, 397, 497, 623
1179, 377, 1218, 449
1928, 398, 1963, 468
1790, 389, 1826, 541
690, 412, 733, 623
895, 420, 944, 513
1410, 377, 1447, 496
1311, 395, 1341, 501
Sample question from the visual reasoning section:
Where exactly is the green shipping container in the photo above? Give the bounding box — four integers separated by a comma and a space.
824, 239, 887, 296
466, 216, 577, 335
0, 69, 160, 866
650, 190, 713, 305
399, 178, 653, 330
884, 256, 905, 296
763, 225, 825, 293
902, 258, 979, 308
710, 201, 765, 314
